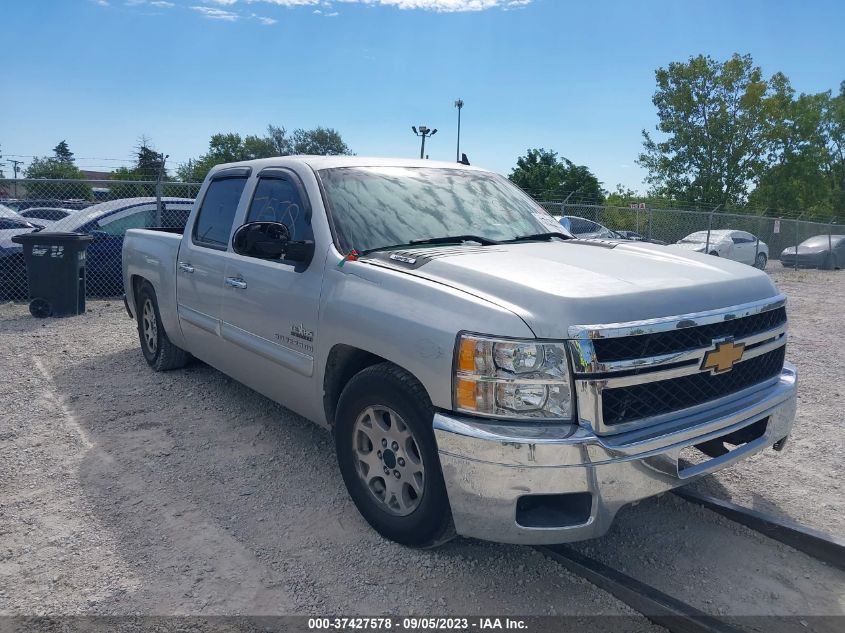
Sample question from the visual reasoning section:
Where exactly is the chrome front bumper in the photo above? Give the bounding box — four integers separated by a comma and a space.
433, 363, 797, 545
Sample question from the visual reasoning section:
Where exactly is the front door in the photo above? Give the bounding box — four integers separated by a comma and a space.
218, 169, 323, 419
176, 171, 250, 367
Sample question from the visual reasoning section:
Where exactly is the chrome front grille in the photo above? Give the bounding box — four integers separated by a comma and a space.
567, 295, 788, 435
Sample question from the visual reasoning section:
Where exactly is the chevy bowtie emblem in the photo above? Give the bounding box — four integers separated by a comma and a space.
701, 338, 745, 374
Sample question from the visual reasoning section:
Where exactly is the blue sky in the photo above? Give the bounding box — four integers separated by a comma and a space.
3, 0, 844, 190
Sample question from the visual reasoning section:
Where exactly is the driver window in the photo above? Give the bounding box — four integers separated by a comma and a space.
246, 177, 312, 242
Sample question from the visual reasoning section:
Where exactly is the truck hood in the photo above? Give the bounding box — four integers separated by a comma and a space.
364, 240, 778, 338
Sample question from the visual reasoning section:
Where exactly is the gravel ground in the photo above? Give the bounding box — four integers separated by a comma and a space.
0, 267, 842, 623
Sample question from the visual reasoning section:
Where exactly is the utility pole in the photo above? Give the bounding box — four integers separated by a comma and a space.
454, 99, 464, 163
7, 158, 23, 197
412, 126, 437, 159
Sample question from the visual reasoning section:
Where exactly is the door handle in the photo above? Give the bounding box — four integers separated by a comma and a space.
178, 262, 195, 273
225, 276, 248, 289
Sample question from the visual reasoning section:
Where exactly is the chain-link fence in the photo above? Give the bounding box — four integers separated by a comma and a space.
1, 179, 200, 301
1, 178, 842, 303
536, 202, 842, 271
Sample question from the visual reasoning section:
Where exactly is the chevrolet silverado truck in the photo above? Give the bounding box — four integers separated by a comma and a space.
122, 156, 797, 547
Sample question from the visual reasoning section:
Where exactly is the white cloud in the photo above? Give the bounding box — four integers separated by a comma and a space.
253, 14, 278, 23
150, 1, 175, 7
190, 5, 240, 19
245, 0, 529, 11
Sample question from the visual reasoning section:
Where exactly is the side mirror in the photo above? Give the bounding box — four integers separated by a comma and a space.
233, 221, 290, 259
232, 221, 316, 264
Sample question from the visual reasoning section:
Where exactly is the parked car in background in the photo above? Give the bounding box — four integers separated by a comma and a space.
50, 197, 194, 295
613, 229, 666, 245
18, 207, 78, 229
1, 198, 93, 212
780, 235, 845, 269
558, 215, 617, 239
671, 230, 769, 269
0, 197, 194, 298
0, 208, 40, 299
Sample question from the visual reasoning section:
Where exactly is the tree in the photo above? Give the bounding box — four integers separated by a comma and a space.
290, 127, 350, 155
108, 138, 169, 198
508, 148, 604, 202
53, 140, 75, 163
177, 124, 352, 182
747, 83, 845, 221
24, 155, 90, 199
638, 53, 791, 208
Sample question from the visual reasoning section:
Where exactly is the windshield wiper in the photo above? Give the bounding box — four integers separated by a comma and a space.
503, 232, 572, 243
410, 234, 501, 246
359, 234, 500, 256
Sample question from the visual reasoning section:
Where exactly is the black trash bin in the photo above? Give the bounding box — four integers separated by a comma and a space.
11, 232, 93, 318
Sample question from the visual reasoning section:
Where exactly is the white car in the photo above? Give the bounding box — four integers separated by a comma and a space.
673, 230, 769, 269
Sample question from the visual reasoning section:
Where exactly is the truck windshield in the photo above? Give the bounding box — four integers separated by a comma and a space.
318, 166, 564, 253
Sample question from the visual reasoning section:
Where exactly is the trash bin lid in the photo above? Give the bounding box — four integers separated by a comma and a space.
11, 231, 94, 245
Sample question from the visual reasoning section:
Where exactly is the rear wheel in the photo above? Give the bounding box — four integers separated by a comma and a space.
136, 281, 190, 371
709, 251, 719, 257
754, 253, 768, 270
335, 363, 454, 548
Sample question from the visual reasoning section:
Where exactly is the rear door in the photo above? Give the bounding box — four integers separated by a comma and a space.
217, 168, 323, 416
176, 169, 250, 363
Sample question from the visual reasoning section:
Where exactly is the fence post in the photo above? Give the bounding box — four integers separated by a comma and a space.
647, 207, 653, 240
155, 153, 168, 227
704, 204, 721, 255
830, 218, 836, 270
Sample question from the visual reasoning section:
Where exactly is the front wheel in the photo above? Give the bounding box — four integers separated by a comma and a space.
709, 251, 720, 257
335, 363, 454, 548
754, 253, 768, 270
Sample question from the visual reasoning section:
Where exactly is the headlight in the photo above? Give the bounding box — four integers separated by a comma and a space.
453, 333, 573, 420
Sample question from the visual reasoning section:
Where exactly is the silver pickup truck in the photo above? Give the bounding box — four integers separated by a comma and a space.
123, 156, 797, 547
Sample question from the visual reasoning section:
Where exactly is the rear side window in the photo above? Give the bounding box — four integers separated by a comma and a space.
246, 176, 312, 242
193, 177, 248, 248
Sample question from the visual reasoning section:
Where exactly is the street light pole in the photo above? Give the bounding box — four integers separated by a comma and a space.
412, 125, 438, 159
454, 99, 464, 163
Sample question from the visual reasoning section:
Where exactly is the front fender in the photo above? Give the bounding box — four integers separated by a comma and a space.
315, 261, 534, 417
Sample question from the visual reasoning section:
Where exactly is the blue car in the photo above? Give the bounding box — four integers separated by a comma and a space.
1, 197, 194, 298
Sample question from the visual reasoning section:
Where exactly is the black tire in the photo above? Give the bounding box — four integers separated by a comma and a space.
335, 362, 454, 548
709, 251, 720, 257
754, 253, 768, 270
135, 280, 190, 371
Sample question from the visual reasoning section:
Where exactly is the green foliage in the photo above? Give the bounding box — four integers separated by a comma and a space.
509, 148, 604, 202
177, 124, 352, 182
106, 139, 168, 198
640, 53, 843, 221
52, 140, 74, 163
748, 83, 845, 221
24, 154, 91, 199
638, 53, 790, 207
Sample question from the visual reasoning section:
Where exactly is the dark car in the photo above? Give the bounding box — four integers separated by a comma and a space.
780, 235, 844, 269
2, 198, 93, 212
1, 197, 194, 299
612, 229, 667, 245
48, 197, 195, 295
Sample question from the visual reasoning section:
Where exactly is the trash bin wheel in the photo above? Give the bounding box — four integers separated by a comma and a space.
29, 298, 53, 319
